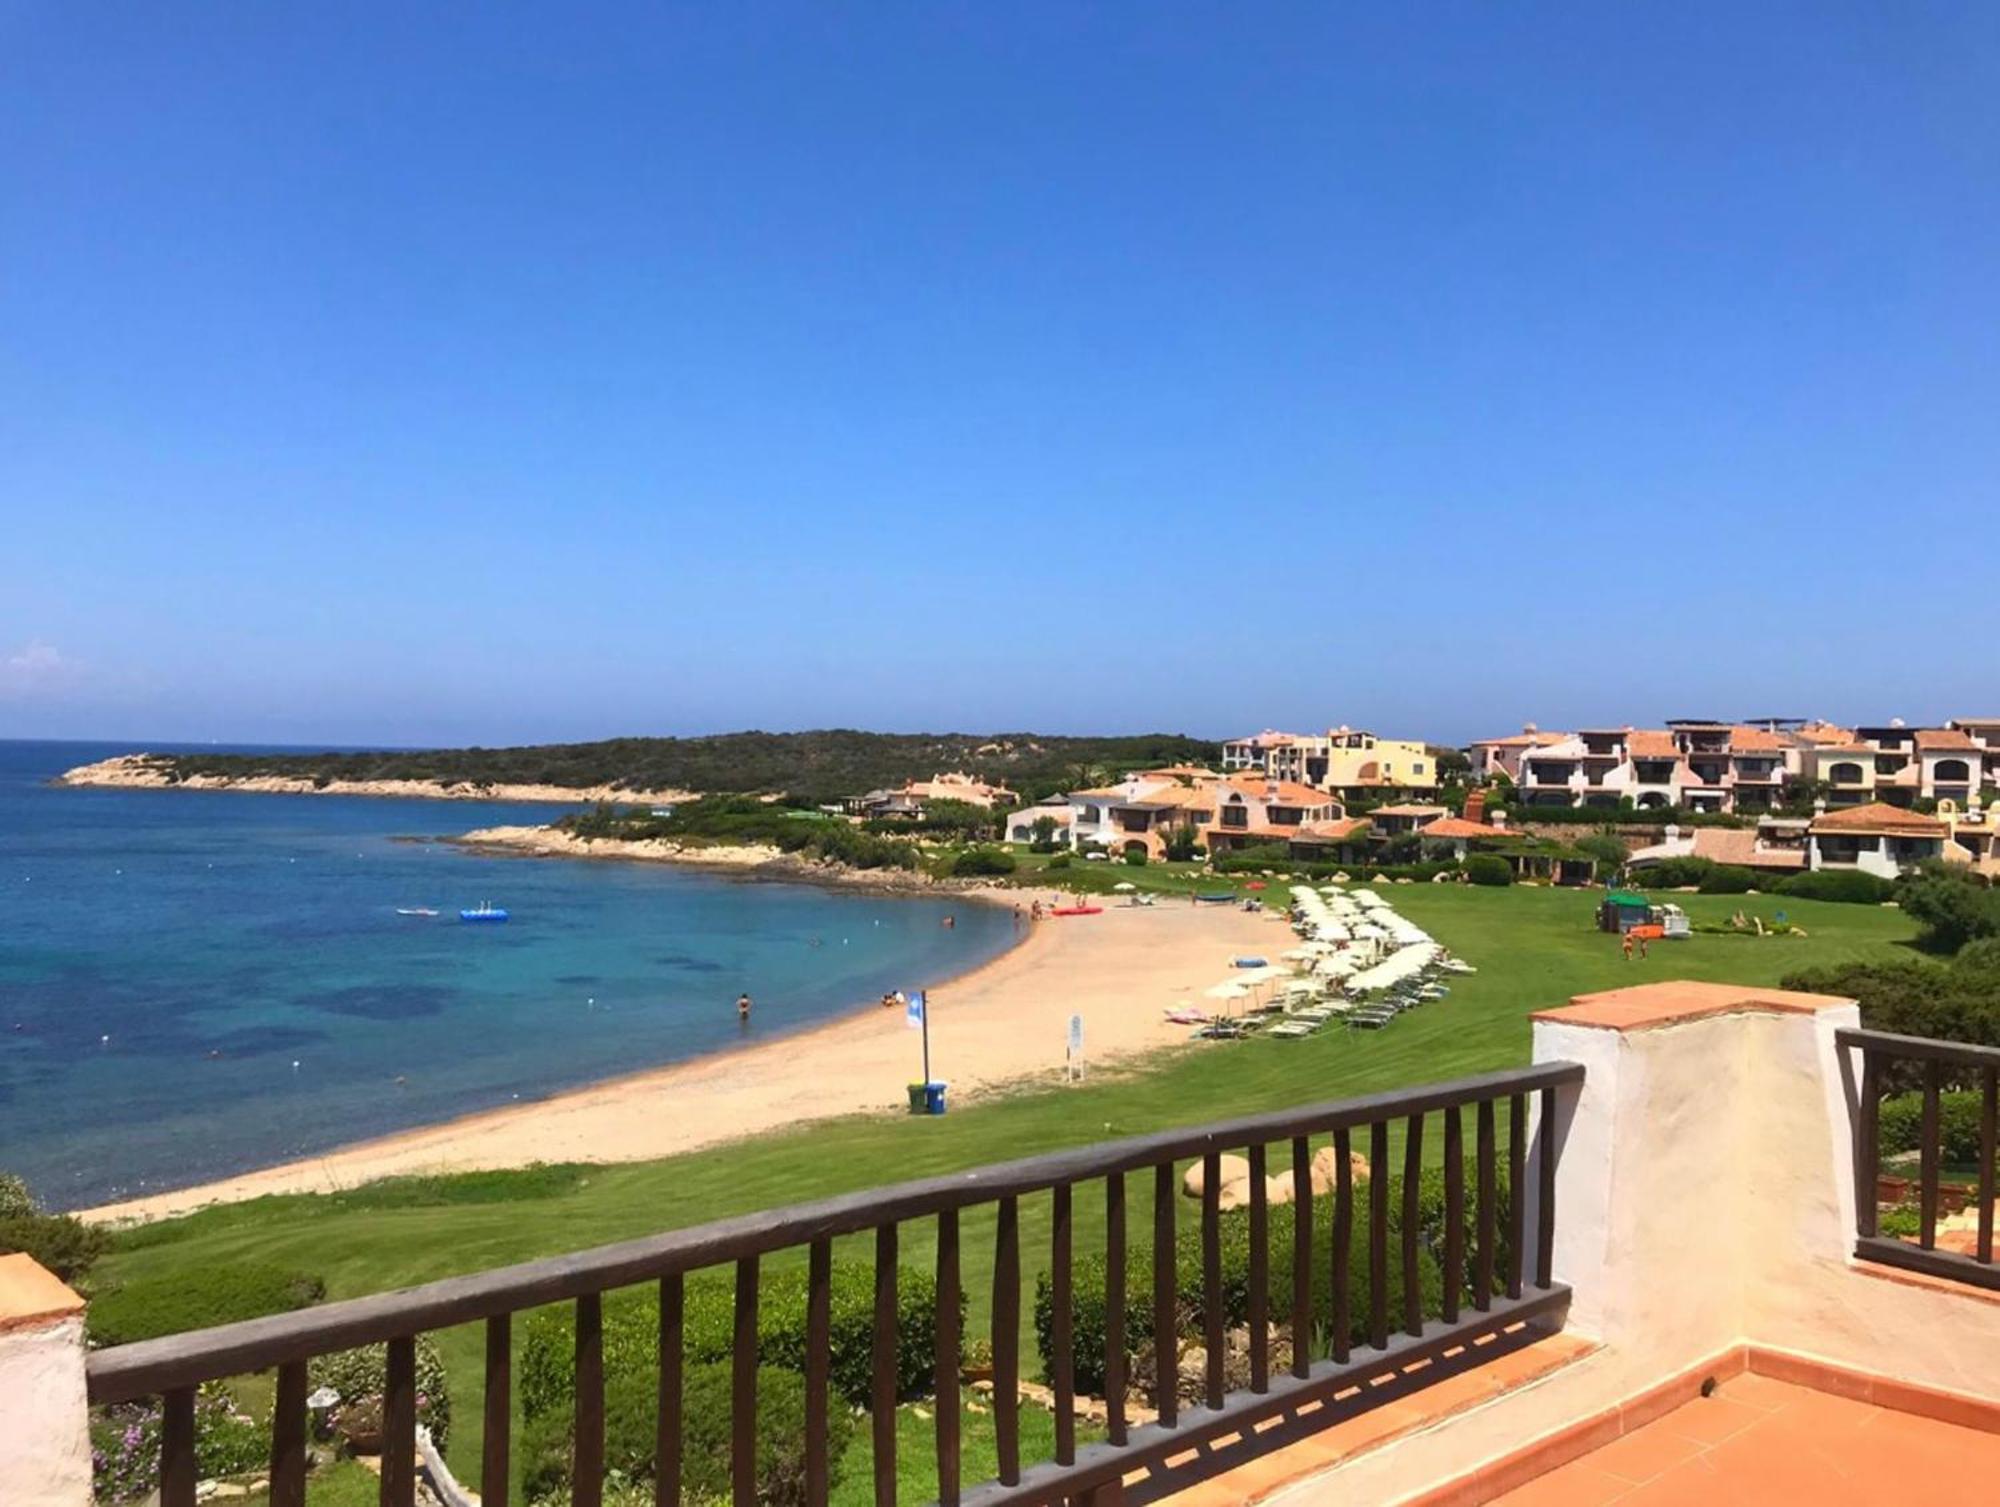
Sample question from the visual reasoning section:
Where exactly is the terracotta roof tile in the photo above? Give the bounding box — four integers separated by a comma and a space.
1419, 816, 1522, 841
1915, 728, 1977, 751
1627, 731, 1681, 759
1809, 802, 1948, 836
1727, 726, 1790, 752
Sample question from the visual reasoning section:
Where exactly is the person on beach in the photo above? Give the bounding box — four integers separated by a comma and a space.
1638, 934, 1650, 960
736, 992, 752, 1021
1620, 933, 1634, 962
942, 914, 955, 929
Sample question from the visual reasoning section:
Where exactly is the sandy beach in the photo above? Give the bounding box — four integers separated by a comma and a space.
85, 896, 1277, 1223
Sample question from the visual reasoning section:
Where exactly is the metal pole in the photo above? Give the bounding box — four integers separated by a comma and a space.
922, 992, 931, 1086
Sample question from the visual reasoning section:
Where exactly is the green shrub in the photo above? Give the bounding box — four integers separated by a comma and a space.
1033, 1169, 1506, 1398
1878, 1090, 1989, 1164
0, 1212, 108, 1285
1464, 854, 1512, 887
1697, 865, 1757, 895
0, 1172, 36, 1219
88, 1263, 326, 1347
1047, 852, 1073, 870
1896, 862, 2000, 953
520, 1262, 948, 1423
308, 1336, 451, 1448
521, 1361, 843, 1507
1876, 1205, 1923, 1239
1774, 870, 1895, 905
950, 847, 1017, 877
1631, 856, 1715, 888
1122, 847, 1149, 867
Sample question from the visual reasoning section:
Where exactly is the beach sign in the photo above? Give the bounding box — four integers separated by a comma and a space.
1066, 1012, 1085, 1083
905, 990, 926, 1029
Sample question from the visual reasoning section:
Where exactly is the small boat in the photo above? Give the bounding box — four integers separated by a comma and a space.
1232, 956, 1269, 968
460, 903, 510, 924
396, 907, 440, 918
1049, 905, 1102, 917
1192, 892, 1238, 904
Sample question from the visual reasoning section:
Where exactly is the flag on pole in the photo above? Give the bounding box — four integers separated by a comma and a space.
905, 990, 926, 1030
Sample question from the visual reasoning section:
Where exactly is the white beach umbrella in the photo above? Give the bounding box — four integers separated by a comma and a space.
1112, 882, 1137, 892
1205, 981, 1252, 1000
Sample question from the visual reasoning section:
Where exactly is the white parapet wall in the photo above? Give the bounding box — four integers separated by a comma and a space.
1269, 980, 2000, 1507
0, 1254, 93, 1507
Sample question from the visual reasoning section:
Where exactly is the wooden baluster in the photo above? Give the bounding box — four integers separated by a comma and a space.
269, 1360, 307, 1507
482, 1315, 511, 1507
1052, 1184, 1076, 1464
995, 1194, 1022, 1480
1154, 1163, 1179, 1423
1201, 1150, 1224, 1409
1105, 1173, 1128, 1446
659, 1276, 685, 1507
1507, 1094, 1527, 1299
872, 1223, 898, 1507
1856, 1052, 1881, 1239
1442, 1108, 1464, 1325
733, 1257, 759, 1507
1537, 1085, 1558, 1289
382, 1336, 416, 1507
1247, 1144, 1269, 1393
1980, 1068, 1997, 1265
934, 1214, 961, 1507
1290, 1137, 1311, 1378
1401, 1113, 1424, 1337
160, 1386, 197, 1507
1921, 1062, 1942, 1251
1476, 1099, 1496, 1311
806, 1243, 831, 1507
1332, 1126, 1352, 1365
574, 1294, 604, 1507
1369, 1120, 1389, 1349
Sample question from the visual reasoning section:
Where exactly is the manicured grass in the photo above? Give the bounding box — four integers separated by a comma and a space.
92, 884, 1915, 1491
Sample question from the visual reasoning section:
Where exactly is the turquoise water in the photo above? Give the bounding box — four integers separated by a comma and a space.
0, 741, 1015, 1210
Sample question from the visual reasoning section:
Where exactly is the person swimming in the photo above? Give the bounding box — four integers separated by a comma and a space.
736, 992, 752, 1021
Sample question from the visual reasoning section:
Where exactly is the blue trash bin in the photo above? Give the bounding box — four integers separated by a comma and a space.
924, 1081, 948, 1116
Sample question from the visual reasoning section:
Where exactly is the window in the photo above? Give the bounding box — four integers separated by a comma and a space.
1413, 761, 1426, 775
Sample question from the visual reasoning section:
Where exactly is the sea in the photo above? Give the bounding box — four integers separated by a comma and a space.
0, 740, 1016, 1211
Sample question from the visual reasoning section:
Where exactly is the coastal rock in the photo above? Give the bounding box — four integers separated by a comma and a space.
1181, 1155, 1251, 1202
55, 754, 698, 808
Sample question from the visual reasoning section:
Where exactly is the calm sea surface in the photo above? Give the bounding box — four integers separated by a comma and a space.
0, 740, 1015, 1210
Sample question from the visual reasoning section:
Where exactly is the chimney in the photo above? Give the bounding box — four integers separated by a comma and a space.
1464, 791, 1488, 826
1489, 806, 1507, 831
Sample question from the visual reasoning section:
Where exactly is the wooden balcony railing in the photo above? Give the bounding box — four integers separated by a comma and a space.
1839, 1027, 1999, 1291
85, 1062, 1583, 1507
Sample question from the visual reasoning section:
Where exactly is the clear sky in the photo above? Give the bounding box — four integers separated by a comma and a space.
4, 4, 1996, 748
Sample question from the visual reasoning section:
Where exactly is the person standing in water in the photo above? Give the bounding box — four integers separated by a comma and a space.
736, 992, 752, 1022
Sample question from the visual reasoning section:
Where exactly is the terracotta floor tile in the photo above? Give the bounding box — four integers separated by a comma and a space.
1647, 1394, 1766, 1447
1861, 1408, 2000, 1469
1489, 1460, 1634, 1506
1582, 1419, 1707, 1486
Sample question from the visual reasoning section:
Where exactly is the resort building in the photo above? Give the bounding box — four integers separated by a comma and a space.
1800, 723, 1989, 807
1201, 777, 1350, 856
1061, 771, 1351, 861
1947, 716, 2000, 789
1627, 817, 1811, 876
1804, 801, 1950, 877
1501, 723, 1818, 813
1368, 801, 1450, 836
1221, 727, 1436, 796
848, 770, 1018, 819
1002, 799, 1073, 845
1467, 726, 1567, 782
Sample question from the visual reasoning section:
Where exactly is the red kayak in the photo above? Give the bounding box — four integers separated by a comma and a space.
1050, 905, 1103, 917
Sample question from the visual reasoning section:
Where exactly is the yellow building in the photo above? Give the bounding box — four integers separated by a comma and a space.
1219, 725, 1437, 795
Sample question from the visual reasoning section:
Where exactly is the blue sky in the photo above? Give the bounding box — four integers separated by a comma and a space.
3, 4, 1996, 748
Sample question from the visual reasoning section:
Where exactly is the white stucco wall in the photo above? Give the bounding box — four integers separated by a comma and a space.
0, 1313, 92, 1507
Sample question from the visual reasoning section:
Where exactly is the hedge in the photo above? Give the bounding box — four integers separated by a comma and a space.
950, 847, 1017, 877
88, 1264, 326, 1347
521, 1360, 847, 1507
521, 1261, 949, 1423
0, 1212, 107, 1285
1696, 864, 1757, 894
1034, 1161, 1509, 1397
0, 1172, 35, 1218
1880, 1090, 1989, 1165
1464, 854, 1512, 887
1774, 870, 1896, 905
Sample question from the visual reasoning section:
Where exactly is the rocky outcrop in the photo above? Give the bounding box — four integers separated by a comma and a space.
56, 754, 696, 807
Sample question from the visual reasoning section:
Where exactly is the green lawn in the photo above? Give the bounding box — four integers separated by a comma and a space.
93, 883, 1916, 1494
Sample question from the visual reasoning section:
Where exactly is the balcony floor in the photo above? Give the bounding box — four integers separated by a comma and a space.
1492, 1372, 2000, 1504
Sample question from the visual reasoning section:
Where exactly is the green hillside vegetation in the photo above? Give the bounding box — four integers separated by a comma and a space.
142, 731, 1220, 805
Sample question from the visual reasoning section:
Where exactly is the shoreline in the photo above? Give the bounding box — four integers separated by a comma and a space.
83, 896, 1274, 1224
53, 753, 698, 807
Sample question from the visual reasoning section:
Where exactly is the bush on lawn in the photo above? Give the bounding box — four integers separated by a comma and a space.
521, 1360, 844, 1507
1123, 847, 1149, 866
92, 1383, 266, 1502
520, 1261, 949, 1423
0, 1171, 36, 1219
1035, 1164, 1510, 1398
1630, 857, 1715, 889
1773, 869, 1896, 905
308, 1336, 451, 1449
1696, 865, 1757, 895
88, 1263, 326, 1347
1464, 854, 1513, 887
950, 847, 1017, 877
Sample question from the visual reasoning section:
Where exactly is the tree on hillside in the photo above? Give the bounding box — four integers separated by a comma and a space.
1894, 862, 2000, 954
